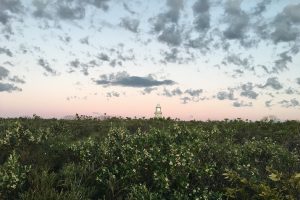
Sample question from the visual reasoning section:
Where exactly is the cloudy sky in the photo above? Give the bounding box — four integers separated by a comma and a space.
0, 0, 300, 120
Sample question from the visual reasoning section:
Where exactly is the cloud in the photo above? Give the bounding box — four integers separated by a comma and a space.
38, 58, 57, 76
193, 0, 210, 30
158, 25, 182, 46
162, 87, 183, 97
66, 95, 87, 101
0, 66, 9, 80
57, 5, 85, 20
0, 82, 21, 92
0, 47, 13, 57
223, 54, 252, 69
240, 82, 258, 99
233, 100, 252, 107
296, 78, 300, 85
181, 96, 191, 104
94, 71, 176, 88
97, 53, 110, 61
68, 59, 99, 76
142, 87, 157, 95
271, 51, 292, 73
79, 36, 89, 45
162, 87, 203, 98
253, 0, 271, 15
32, 0, 110, 20
151, 0, 184, 46
32, 0, 52, 19
163, 48, 179, 63
265, 100, 273, 108
0, 0, 22, 24
123, 3, 136, 15
258, 77, 283, 90
223, 0, 249, 40
184, 89, 203, 97
0, 12, 9, 25
279, 98, 300, 108
85, 0, 110, 10
9, 76, 25, 84
106, 91, 120, 98
216, 89, 236, 100
120, 17, 139, 33
271, 3, 300, 43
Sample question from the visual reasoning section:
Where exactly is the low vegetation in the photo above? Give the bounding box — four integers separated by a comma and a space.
0, 116, 299, 199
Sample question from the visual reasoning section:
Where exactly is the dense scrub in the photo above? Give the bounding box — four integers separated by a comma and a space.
0, 117, 299, 199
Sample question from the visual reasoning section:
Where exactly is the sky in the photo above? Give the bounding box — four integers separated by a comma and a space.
0, 0, 300, 120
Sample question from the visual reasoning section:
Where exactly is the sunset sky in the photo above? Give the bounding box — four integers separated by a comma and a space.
0, 0, 300, 120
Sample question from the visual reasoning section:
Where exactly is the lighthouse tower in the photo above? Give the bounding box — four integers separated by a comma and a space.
154, 104, 162, 118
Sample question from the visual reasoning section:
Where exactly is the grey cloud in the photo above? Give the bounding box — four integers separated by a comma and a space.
66, 95, 87, 101
97, 53, 110, 61
272, 51, 292, 73
69, 59, 96, 76
123, 3, 136, 15
106, 91, 120, 98
1, 0, 22, 13
32, 0, 52, 19
142, 87, 157, 95
285, 87, 299, 95
0, 0, 22, 24
162, 87, 183, 97
279, 98, 300, 108
223, 0, 249, 40
162, 87, 203, 98
216, 89, 235, 100
86, 0, 110, 10
233, 101, 252, 107
109, 59, 117, 67
297, 78, 300, 85
9, 76, 25, 84
165, 0, 184, 23
258, 77, 283, 90
283, 3, 300, 23
57, 5, 85, 20
163, 48, 179, 63
80, 36, 89, 45
185, 89, 203, 97
0, 12, 9, 25
181, 96, 191, 104
285, 87, 294, 95
271, 3, 300, 43
0, 66, 9, 80
0, 47, 13, 57
224, 54, 251, 69
193, 0, 209, 13
38, 58, 57, 76
240, 82, 258, 99
120, 17, 139, 33
272, 16, 298, 43
253, 0, 271, 15
0, 82, 21, 92
94, 71, 176, 88
193, 0, 210, 30
32, 0, 110, 20
265, 100, 273, 108
158, 25, 182, 46
151, 0, 183, 46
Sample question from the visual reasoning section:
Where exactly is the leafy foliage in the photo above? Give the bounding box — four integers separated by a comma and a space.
0, 117, 299, 199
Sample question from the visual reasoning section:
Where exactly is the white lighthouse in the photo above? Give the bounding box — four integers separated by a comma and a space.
154, 104, 162, 118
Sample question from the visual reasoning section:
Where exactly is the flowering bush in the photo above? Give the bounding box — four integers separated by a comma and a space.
0, 151, 30, 199
0, 117, 299, 199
